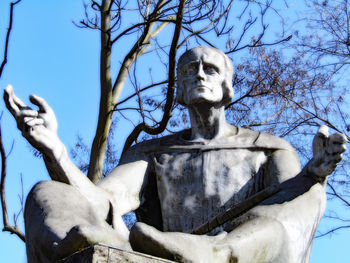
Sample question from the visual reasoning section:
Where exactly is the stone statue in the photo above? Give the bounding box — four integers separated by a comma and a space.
4, 46, 347, 263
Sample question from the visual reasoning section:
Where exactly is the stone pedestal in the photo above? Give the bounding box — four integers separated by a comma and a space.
58, 244, 175, 263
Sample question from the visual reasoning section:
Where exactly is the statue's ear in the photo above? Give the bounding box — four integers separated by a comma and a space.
221, 79, 234, 106
175, 81, 185, 105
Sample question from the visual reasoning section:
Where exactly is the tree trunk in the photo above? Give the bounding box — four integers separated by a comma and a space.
87, 0, 113, 183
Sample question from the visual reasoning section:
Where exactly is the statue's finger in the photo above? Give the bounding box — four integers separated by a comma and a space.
335, 153, 343, 163
312, 125, 329, 155
328, 153, 343, 163
29, 94, 51, 113
329, 133, 348, 144
4, 85, 20, 115
4, 85, 30, 116
327, 143, 347, 154
6, 85, 27, 108
25, 118, 44, 127
21, 109, 39, 118
12, 92, 27, 109
317, 125, 329, 138
322, 162, 337, 174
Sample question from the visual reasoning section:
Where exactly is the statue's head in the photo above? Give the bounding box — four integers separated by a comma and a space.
176, 46, 234, 107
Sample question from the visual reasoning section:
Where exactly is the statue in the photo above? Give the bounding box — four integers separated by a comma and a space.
4, 46, 347, 263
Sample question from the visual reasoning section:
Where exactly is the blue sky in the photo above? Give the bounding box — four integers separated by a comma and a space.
0, 1, 349, 262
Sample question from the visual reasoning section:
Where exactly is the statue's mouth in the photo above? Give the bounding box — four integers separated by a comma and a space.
195, 83, 209, 90
195, 85, 212, 93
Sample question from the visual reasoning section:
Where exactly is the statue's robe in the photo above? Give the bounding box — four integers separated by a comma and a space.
121, 127, 326, 263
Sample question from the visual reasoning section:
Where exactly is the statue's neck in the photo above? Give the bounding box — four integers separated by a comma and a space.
188, 103, 229, 141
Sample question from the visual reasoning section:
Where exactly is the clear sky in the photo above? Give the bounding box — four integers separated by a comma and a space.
0, 1, 349, 262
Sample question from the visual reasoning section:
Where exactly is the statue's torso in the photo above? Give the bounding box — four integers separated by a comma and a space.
154, 147, 270, 233
130, 127, 293, 233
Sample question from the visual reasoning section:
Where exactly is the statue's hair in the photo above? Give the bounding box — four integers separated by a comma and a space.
176, 46, 234, 106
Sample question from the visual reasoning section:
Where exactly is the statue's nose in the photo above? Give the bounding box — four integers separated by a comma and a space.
196, 65, 205, 81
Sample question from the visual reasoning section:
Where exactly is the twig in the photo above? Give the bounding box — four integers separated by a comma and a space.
0, 0, 22, 78
0, 121, 25, 242
327, 182, 350, 207
316, 225, 350, 238
113, 80, 168, 109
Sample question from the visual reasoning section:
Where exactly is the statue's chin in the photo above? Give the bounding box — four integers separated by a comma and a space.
183, 95, 223, 107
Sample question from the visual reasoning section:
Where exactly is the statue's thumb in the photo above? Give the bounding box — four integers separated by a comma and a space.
312, 125, 329, 156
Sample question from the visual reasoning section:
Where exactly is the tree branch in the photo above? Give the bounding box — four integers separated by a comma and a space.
0, 0, 25, 242
114, 80, 168, 109
316, 225, 350, 238
280, 94, 348, 139
0, 120, 25, 242
111, 0, 168, 103
327, 182, 350, 207
226, 34, 292, 54
0, 0, 22, 78
122, 0, 186, 153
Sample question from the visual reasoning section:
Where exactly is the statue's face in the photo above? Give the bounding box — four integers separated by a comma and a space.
179, 48, 226, 106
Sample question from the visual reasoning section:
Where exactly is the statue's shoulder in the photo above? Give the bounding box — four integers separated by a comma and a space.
120, 130, 188, 161
235, 127, 295, 152
133, 130, 188, 150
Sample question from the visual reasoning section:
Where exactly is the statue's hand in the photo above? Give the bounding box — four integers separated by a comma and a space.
307, 125, 347, 182
4, 85, 61, 157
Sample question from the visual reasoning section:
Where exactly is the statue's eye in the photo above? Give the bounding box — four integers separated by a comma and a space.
203, 64, 218, 74
183, 64, 198, 75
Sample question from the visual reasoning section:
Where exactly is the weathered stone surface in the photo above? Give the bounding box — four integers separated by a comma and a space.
58, 245, 175, 263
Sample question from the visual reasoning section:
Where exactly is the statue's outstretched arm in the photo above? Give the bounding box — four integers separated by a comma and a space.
4, 86, 148, 230
3, 86, 112, 215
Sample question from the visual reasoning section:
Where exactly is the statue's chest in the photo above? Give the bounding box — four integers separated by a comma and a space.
153, 149, 268, 232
